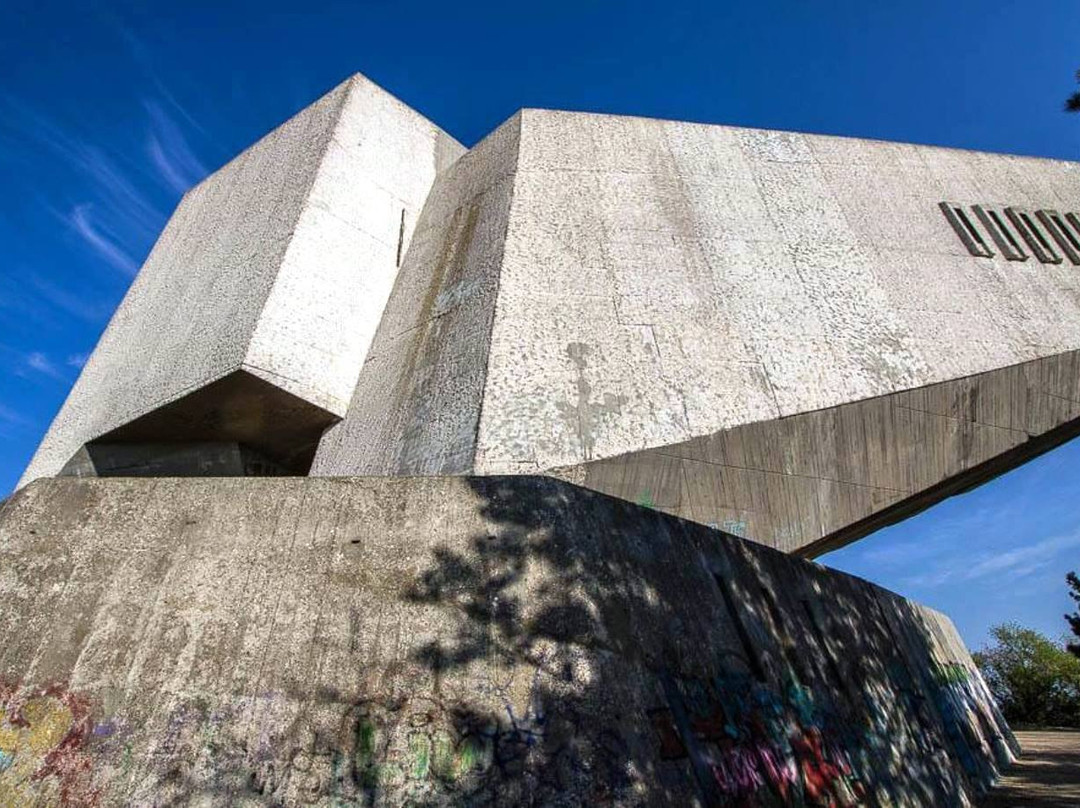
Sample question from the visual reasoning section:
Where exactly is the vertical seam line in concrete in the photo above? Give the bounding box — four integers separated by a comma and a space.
469, 110, 524, 473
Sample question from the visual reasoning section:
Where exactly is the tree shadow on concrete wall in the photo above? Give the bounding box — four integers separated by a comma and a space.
105, 475, 1019, 807
394, 476, 1018, 807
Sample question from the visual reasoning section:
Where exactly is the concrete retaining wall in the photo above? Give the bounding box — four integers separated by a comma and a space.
0, 476, 1012, 806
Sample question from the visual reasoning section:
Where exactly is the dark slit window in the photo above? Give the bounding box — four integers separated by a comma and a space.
1036, 210, 1080, 265
1007, 207, 1062, 265
939, 201, 993, 258
973, 205, 1026, 261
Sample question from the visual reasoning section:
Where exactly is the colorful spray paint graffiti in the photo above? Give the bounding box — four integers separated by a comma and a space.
0, 684, 99, 808
105, 683, 632, 806
322, 691, 629, 805
0, 659, 1011, 807
931, 662, 1017, 782
647, 653, 1013, 807
651, 671, 866, 807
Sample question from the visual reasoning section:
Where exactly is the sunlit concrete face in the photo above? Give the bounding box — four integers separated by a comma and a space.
312, 109, 1080, 553
18, 74, 464, 486
19, 81, 1080, 556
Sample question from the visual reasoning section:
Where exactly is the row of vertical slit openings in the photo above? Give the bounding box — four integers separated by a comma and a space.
1038, 210, 1080, 264
940, 203, 992, 258
941, 201, 1080, 266
1008, 208, 1061, 264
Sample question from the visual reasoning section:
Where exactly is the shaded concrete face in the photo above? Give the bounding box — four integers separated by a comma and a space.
78, 370, 337, 475
59, 442, 290, 478
1, 476, 1013, 806
557, 349, 1080, 556
19, 74, 465, 487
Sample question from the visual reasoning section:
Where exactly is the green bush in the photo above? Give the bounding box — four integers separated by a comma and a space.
973, 623, 1080, 728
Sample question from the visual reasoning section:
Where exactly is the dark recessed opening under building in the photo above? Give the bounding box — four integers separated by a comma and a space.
58, 370, 338, 478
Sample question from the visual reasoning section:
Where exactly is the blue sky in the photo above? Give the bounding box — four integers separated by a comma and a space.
1, 0, 1079, 651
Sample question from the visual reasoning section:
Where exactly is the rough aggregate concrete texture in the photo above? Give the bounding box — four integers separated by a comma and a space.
312, 107, 1080, 551
19, 74, 465, 487
0, 476, 1013, 807
558, 349, 1080, 556
312, 114, 521, 475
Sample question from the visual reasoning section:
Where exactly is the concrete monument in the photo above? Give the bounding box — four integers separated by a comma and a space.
7, 71, 1077, 804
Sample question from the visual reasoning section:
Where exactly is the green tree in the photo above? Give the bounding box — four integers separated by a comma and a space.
973, 623, 1080, 728
1067, 69, 1080, 113
1067, 572, 1080, 659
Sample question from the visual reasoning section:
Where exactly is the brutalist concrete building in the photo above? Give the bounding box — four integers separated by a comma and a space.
6, 71, 1079, 805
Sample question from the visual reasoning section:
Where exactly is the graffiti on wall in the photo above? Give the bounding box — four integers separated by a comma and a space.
0, 654, 1011, 808
0, 684, 99, 808
650, 670, 866, 806
104, 679, 631, 806
645, 652, 1011, 807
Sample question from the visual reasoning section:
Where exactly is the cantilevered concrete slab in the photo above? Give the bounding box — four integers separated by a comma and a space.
312, 109, 1080, 553
19, 74, 464, 484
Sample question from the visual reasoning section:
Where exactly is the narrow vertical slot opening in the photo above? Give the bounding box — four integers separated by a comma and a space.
989, 210, 1022, 253
1021, 212, 1053, 252
1052, 214, 1080, 252
955, 208, 989, 252
395, 209, 406, 267
939, 201, 994, 257
974, 204, 1026, 261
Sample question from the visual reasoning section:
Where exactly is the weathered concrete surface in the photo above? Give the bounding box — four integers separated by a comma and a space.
474, 111, 1080, 475
555, 349, 1080, 556
311, 114, 520, 475
0, 476, 1014, 806
312, 107, 1080, 554
20, 74, 464, 486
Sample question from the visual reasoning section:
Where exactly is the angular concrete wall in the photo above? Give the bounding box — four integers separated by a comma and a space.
311, 114, 520, 475
0, 476, 1013, 806
312, 108, 1080, 554
558, 349, 1080, 556
472, 111, 1080, 472
20, 74, 464, 486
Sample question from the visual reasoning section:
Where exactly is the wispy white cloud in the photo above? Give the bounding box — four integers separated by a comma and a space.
110, 18, 221, 146
66, 352, 89, 369
858, 536, 948, 567
0, 95, 165, 242
66, 204, 138, 275
902, 529, 1080, 589
25, 272, 113, 324
0, 403, 29, 426
24, 351, 66, 382
0, 402, 31, 439
145, 100, 208, 194
962, 531, 1080, 580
